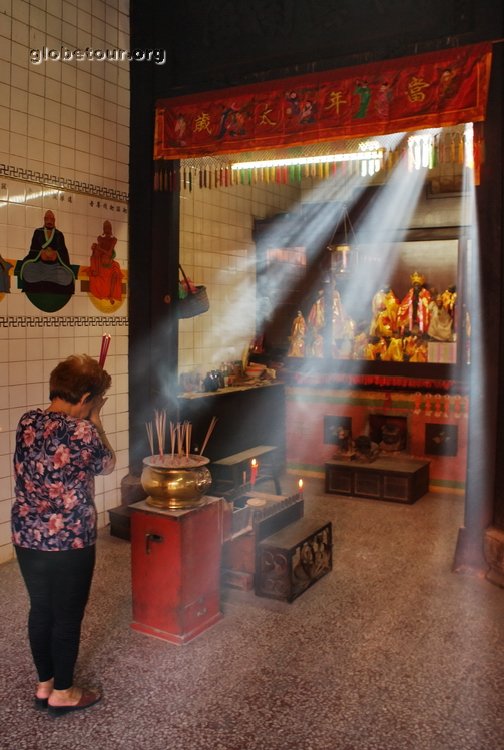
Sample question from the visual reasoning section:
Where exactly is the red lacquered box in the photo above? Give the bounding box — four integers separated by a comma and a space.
130, 497, 223, 645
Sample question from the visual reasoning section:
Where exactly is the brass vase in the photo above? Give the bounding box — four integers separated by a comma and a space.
141, 455, 212, 510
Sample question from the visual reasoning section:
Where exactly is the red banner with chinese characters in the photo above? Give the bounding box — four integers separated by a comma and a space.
154, 42, 492, 160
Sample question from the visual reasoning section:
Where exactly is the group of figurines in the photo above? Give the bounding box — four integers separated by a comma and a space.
287, 271, 457, 361
334, 430, 379, 462
333, 423, 404, 463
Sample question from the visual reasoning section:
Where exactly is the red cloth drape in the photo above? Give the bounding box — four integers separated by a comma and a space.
154, 42, 492, 160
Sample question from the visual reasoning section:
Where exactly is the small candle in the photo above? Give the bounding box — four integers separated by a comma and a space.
298, 478, 304, 499
250, 458, 258, 487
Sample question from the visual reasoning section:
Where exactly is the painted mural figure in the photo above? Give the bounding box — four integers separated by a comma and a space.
174, 113, 187, 146
0, 254, 13, 293
354, 79, 371, 118
285, 90, 301, 117
299, 99, 316, 124
19, 210, 75, 295
89, 220, 123, 304
375, 81, 393, 119
437, 67, 458, 103
217, 103, 247, 138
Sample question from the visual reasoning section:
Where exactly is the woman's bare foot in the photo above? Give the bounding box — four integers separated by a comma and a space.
47, 687, 102, 715
48, 686, 95, 707
35, 678, 54, 700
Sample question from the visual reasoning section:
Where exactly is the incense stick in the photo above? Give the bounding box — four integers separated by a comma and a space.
98, 333, 111, 368
154, 409, 166, 457
186, 422, 192, 458
145, 421, 154, 456
200, 416, 217, 457
170, 421, 175, 460
147, 414, 209, 463
176, 423, 181, 457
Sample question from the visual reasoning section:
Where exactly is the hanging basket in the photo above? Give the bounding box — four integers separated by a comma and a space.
177, 264, 209, 319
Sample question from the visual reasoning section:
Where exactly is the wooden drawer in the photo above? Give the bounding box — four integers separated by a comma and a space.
326, 466, 353, 495
180, 591, 221, 636
354, 471, 381, 498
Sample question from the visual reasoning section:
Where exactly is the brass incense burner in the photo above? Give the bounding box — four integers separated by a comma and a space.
141, 455, 212, 510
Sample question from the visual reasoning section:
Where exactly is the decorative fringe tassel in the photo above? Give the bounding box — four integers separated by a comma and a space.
153, 135, 476, 191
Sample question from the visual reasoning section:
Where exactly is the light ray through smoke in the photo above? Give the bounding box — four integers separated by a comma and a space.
175, 126, 468, 394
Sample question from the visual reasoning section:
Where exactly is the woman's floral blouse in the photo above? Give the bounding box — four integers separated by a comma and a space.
12, 410, 113, 551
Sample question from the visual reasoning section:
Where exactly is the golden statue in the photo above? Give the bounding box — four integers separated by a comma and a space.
288, 310, 307, 357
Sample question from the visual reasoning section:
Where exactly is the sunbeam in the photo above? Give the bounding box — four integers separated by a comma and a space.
178, 125, 467, 394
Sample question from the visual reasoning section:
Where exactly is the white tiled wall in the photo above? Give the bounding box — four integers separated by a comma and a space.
0, 0, 130, 563
179, 174, 300, 377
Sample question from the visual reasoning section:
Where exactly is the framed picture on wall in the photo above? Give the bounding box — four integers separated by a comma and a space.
425, 423, 458, 456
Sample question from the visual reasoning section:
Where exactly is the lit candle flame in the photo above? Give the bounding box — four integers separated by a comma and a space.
250, 458, 258, 487
298, 478, 304, 496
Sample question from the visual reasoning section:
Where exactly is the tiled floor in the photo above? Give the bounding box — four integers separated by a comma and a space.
2, 476, 504, 750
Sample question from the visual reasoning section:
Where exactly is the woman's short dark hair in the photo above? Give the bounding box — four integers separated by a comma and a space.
49, 354, 112, 404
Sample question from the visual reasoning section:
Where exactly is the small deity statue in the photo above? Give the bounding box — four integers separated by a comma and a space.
308, 290, 324, 330
334, 426, 353, 457
405, 335, 428, 362
332, 288, 346, 338
441, 284, 457, 329
404, 333, 419, 360
380, 423, 403, 452
354, 435, 379, 462
382, 335, 404, 361
307, 290, 325, 357
352, 331, 368, 359
333, 289, 355, 334
310, 330, 325, 358
364, 336, 388, 360
369, 285, 399, 337
396, 271, 432, 334
288, 310, 307, 357
428, 294, 454, 341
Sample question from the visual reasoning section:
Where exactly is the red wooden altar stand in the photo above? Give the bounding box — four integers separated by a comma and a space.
130, 497, 223, 645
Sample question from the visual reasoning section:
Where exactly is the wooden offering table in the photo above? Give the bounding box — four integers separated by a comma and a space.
222, 486, 332, 602
325, 457, 430, 504
130, 497, 223, 645
221, 489, 304, 591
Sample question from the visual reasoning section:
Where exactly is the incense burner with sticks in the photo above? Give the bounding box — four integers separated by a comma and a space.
143, 411, 217, 509
141, 454, 212, 509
